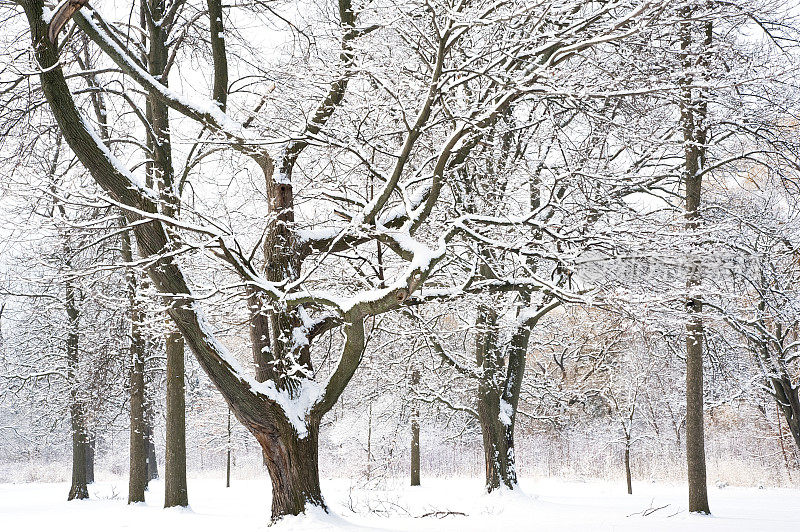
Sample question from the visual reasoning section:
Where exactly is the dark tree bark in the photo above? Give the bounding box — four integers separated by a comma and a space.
122, 232, 148, 504
474, 301, 542, 492
253, 418, 325, 518
410, 369, 420, 486
141, 0, 190, 506
746, 303, 800, 454
772, 376, 800, 451
66, 270, 89, 501
680, 14, 712, 515
128, 335, 148, 503
164, 331, 188, 507
207, 0, 228, 110
475, 305, 515, 491
144, 404, 159, 481
624, 435, 632, 495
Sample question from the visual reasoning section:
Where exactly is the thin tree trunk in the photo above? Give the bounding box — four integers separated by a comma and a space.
144, 405, 159, 481
165, 331, 188, 507
366, 402, 373, 481
128, 327, 147, 503
140, 0, 189, 506
625, 435, 632, 495
85, 431, 95, 484
681, 15, 712, 515
226, 409, 232, 488
123, 233, 148, 504
66, 273, 89, 501
410, 369, 420, 486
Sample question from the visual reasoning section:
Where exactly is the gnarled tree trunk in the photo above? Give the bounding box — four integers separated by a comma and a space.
477, 392, 516, 491
474, 296, 554, 492
253, 418, 325, 519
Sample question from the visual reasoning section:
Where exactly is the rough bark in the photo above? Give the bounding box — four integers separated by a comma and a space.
477, 396, 516, 491
475, 305, 516, 491
681, 15, 711, 515
142, 0, 190, 505
253, 418, 325, 520
127, 328, 147, 503
207, 0, 228, 110
247, 287, 272, 383
164, 331, 188, 507
472, 294, 554, 493
771, 375, 800, 451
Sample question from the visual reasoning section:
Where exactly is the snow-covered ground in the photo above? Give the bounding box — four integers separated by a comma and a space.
2, 476, 799, 531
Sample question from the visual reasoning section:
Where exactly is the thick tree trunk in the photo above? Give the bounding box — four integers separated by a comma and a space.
473, 294, 542, 493
772, 377, 800, 452
66, 272, 89, 501
474, 320, 524, 491
477, 392, 516, 491
68, 401, 89, 500
165, 331, 188, 507
410, 369, 420, 486
475, 304, 517, 491
252, 418, 325, 521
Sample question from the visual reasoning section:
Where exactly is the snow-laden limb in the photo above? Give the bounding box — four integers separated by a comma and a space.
72, 8, 270, 163
20, 0, 288, 438
191, 300, 323, 438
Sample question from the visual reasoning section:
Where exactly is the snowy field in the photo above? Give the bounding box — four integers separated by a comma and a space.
2, 476, 799, 531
